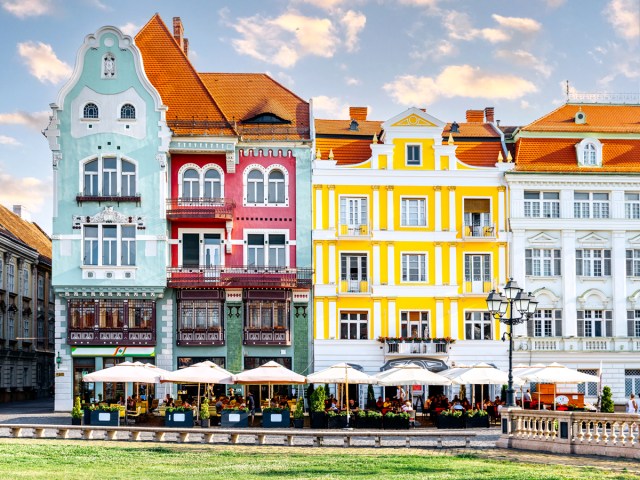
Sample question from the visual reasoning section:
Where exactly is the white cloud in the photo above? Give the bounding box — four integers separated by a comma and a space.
520, 100, 531, 109
0, 168, 51, 215
345, 77, 361, 86
545, 0, 566, 7
119, 22, 140, 37
495, 49, 552, 78
277, 72, 295, 87
1, 0, 51, 18
295, 0, 352, 11
0, 135, 20, 146
0, 110, 49, 131
410, 39, 456, 61
17, 41, 72, 84
89, 0, 109, 10
492, 14, 542, 33
340, 10, 366, 52
605, 0, 640, 40
383, 65, 537, 105
399, 0, 440, 5
443, 11, 510, 43
312, 95, 349, 118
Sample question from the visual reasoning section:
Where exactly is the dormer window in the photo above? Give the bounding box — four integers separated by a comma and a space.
120, 104, 135, 120
243, 113, 290, 124
576, 138, 602, 167
83, 103, 99, 119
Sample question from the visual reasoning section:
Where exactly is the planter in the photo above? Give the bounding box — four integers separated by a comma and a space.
262, 410, 290, 428
89, 410, 119, 426
200, 418, 210, 428
437, 414, 465, 429
327, 415, 348, 429
464, 415, 490, 428
165, 409, 194, 428
383, 415, 409, 430
220, 410, 249, 428
83, 409, 91, 425
293, 418, 304, 429
210, 415, 220, 427
310, 411, 326, 429
71, 417, 82, 426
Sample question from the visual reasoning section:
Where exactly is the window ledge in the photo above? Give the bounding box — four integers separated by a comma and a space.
117, 118, 136, 123
525, 275, 561, 280
80, 118, 100, 122
577, 276, 608, 282
80, 266, 138, 271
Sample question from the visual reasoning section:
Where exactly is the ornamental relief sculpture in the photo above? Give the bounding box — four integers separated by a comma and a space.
72, 206, 145, 229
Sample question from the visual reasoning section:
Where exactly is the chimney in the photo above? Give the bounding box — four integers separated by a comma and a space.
349, 107, 368, 121
466, 109, 484, 123
173, 17, 187, 54
12, 205, 31, 222
484, 107, 495, 123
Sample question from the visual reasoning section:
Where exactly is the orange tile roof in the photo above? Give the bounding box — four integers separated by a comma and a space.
454, 141, 504, 167
316, 137, 373, 165
515, 137, 640, 172
522, 103, 640, 133
443, 122, 500, 138
200, 73, 310, 141
315, 119, 383, 137
0, 205, 51, 260
135, 15, 235, 136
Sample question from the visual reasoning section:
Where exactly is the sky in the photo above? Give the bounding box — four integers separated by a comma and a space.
0, 0, 638, 234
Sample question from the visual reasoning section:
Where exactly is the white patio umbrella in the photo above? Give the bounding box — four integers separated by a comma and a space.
448, 362, 523, 407
82, 361, 170, 383
219, 361, 306, 402
513, 364, 546, 407
375, 365, 451, 386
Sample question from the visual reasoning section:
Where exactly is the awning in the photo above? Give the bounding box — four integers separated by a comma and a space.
380, 358, 448, 372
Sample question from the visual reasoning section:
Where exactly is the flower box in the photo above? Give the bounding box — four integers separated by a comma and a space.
220, 409, 249, 428
327, 414, 348, 429
383, 413, 410, 430
89, 410, 119, 426
310, 411, 326, 429
437, 413, 465, 429
465, 414, 490, 428
262, 410, 290, 428
165, 409, 194, 428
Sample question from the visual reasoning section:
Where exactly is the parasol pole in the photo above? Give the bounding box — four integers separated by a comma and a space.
345, 365, 350, 427
196, 383, 201, 421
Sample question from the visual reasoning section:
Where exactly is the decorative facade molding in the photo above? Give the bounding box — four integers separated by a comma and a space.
72, 207, 145, 229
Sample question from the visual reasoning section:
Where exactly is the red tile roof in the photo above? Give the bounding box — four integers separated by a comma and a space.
315, 119, 383, 137
443, 122, 500, 138
0, 205, 51, 260
454, 142, 504, 168
522, 103, 640, 134
315, 137, 373, 165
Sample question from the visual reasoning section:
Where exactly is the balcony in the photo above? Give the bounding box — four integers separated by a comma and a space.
339, 279, 370, 294
167, 265, 313, 289
166, 198, 235, 220
76, 193, 141, 206
338, 224, 370, 237
383, 341, 450, 356
462, 223, 496, 239
177, 327, 224, 346
519, 337, 640, 352
68, 326, 155, 346
243, 327, 291, 345
462, 281, 493, 295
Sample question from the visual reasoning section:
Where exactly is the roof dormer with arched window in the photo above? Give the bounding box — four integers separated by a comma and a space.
576, 138, 603, 167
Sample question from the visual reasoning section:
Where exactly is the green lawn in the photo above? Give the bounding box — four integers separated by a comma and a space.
0, 441, 635, 480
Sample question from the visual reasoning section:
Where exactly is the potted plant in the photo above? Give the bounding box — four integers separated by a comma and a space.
165, 406, 194, 428
437, 410, 465, 429
293, 398, 305, 428
262, 406, 291, 428
367, 410, 383, 429
464, 409, 489, 428
220, 406, 249, 428
200, 398, 211, 428
326, 410, 348, 429
71, 396, 83, 425
309, 386, 327, 429
601, 386, 614, 413
88, 404, 120, 426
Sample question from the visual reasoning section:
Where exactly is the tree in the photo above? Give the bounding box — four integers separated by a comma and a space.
310, 385, 326, 413
367, 384, 376, 409
459, 385, 466, 401
600, 386, 614, 413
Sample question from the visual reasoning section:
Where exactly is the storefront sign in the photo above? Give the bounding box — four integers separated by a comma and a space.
71, 346, 155, 357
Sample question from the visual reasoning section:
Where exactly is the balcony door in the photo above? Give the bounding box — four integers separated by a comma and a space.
341, 254, 368, 293
465, 254, 490, 293
181, 232, 223, 269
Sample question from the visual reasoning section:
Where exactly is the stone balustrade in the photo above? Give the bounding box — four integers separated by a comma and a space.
497, 408, 640, 460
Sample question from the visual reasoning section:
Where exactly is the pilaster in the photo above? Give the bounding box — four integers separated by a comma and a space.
225, 289, 243, 373
562, 230, 577, 337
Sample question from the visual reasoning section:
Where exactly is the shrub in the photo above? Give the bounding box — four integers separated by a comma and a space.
294, 398, 304, 420
366, 384, 376, 410
367, 411, 382, 419
600, 386, 614, 413
71, 397, 83, 419
262, 406, 289, 414
89, 404, 120, 412
167, 406, 192, 413
200, 398, 210, 420
310, 386, 326, 413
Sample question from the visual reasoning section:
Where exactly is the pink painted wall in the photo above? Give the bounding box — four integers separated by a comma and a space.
169, 150, 297, 267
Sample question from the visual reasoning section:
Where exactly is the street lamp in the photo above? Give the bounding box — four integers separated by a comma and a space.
56, 352, 62, 369
486, 279, 538, 408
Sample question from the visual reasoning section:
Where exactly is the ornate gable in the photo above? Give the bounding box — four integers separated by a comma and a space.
391, 114, 437, 127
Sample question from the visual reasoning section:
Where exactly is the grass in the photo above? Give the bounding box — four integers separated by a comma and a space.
0, 441, 636, 480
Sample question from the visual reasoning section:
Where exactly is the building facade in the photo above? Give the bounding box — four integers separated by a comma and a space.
313, 107, 512, 397
508, 102, 640, 404
46, 26, 171, 411
0, 205, 54, 402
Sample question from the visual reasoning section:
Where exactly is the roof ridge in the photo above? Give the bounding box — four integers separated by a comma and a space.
520, 103, 575, 132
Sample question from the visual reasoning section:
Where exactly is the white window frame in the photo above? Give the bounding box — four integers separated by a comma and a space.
0, 257, 4, 290
7, 261, 15, 293
82, 224, 137, 267
400, 311, 430, 338
339, 196, 369, 234
267, 169, 286, 205
582, 310, 605, 337
463, 253, 492, 283
119, 103, 136, 120
525, 248, 561, 277
626, 249, 640, 277
79, 155, 138, 197
625, 193, 640, 219
400, 197, 427, 227
401, 252, 428, 282
574, 192, 610, 219
624, 369, 640, 397
576, 249, 611, 277
339, 310, 369, 340
177, 163, 225, 200
406, 144, 422, 166
523, 191, 560, 218
243, 229, 289, 268
464, 311, 493, 340
22, 267, 29, 297
532, 309, 560, 337
576, 138, 603, 167
178, 228, 226, 268
243, 164, 289, 207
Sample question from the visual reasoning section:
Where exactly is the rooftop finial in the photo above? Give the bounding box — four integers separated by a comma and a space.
372, 133, 378, 144
507, 151, 513, 163
329, 149, 334, 160
447, 133, 454, 145
316, 148, 321, 160
497, 151, 504, 163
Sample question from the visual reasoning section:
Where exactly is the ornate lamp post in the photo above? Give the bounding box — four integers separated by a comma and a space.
486, 279, 538, 408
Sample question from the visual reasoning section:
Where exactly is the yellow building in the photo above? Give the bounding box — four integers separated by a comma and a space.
312, 106, 512, 383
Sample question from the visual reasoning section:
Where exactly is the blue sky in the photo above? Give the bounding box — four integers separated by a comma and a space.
0, 0, 638, 233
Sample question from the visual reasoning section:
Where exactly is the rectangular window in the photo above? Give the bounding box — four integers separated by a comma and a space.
400, 311, 429, 338
628, 311, 640, 337
37, 275, 44, 300
464, 311, 492, 340
464, 254, 491, 292
121, 226, 136, 266
102, 225, 117, 266
83, 226, 99, 266
576, 249, 611, 277
178, 300, 222, 330
625, 193, 640, 219
574, 192, 609, 219
625, 369, 640, 397
0, 258, 4, 290
577, 369, 599, 396
121, 160, 136, 196
246, 301, 288, 329
7, 263, 15, 293
524, 191, 560, 218
102, 157, 117, 196
22, 268, 29, 297
339, 197, 368, 231
525, 249, 561, 276
268, 234, 286, 267
340, 253, 368, 293
340, 311, 368, 339
626, 250, 640, 277
68, 299, 154, 330
406, 145, 421, 166
531, 309, 562, 337
7, 312, 15, 340
400, 198, 426, 226
83, 224, 135, 267
401, 253, 427, 282
577, 310, 612, 337
248, 234, 265, 266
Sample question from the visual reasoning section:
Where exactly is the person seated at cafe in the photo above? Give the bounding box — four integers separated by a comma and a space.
215, 397, 224, 410
382, 397, 392, 415
117, 396, 125, 406
376, 396, 384, 411
327, 399, 339, 412
126, 396, 135, 411
451, 401, 464, 411
347, 398, 359, 412
401, 400, 414, 413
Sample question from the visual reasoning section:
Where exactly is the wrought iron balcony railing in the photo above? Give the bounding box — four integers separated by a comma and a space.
243, 327, 290, 345
166, 198, 235, 220
177, 327, 224, 346
167, 265, 313, 289
68, 326, 155, 346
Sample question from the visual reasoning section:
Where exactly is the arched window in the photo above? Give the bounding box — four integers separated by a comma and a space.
247, 169, 264, 204
121, 160, 136, 196
120, 104, 135, 120
204, 169, 221, 199
583, 143, 597, 166
182, 169, 200, 199
84, 159, 98, 195
83, 103, 99, 119
268, 170, 285, 204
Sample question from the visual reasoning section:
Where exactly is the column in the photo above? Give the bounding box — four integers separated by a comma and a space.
373, 299, 382, 340
612, 231, 627, 337
328, 185, 336, 230
449, 299, 459, 340
498, 186, 506, 233
315, 243, 324, 285
435, 299, 444, 337
314, 185, 323, 230
225, 290, 244, 373
293, 292, 310, 374
434, 186, 442, 231
372, 242, 381, 285
435, 243, 443, 285
387, 244, 395, 286
498, 243, 506, 287
562, 230, 577, 337
388, 300, 396, 337
386, 186, 394, 231
449, 243, 457, 286
315, 299, 325, 340
372, 186, 380, 231
448, 187, 456, 232
328, 242, 336, 285
328, 300, 337, 339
